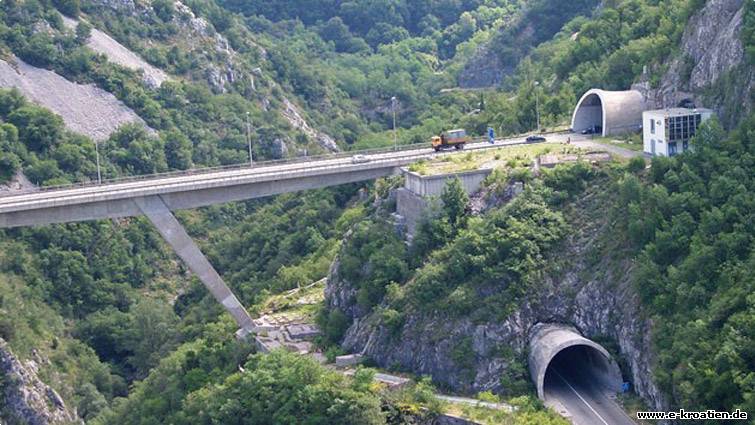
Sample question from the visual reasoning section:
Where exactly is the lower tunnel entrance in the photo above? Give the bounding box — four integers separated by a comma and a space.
544, 345, 617, 397
542, 344, 632, 425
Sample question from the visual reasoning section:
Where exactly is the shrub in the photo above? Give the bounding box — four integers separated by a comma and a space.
626, 156, 646, 173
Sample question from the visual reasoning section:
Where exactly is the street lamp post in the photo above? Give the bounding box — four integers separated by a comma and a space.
94, 141, 102, 184
391, 96, 397, 151
246, 112, 253, 167
534, 81, 540, 133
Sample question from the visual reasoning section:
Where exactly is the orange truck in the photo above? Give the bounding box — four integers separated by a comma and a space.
431, 129, 470, 151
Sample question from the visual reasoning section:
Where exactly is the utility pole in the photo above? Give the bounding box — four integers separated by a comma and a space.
534, 81, 540, 133
94, 141, 102, 184
246, 112, 253, 167
391, 96, 398, 151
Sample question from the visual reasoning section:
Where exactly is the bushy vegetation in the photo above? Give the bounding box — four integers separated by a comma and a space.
338, 220, 408, 312
399, 166, 585, 321
614, 117, 755, 415
1, 0, 752, 422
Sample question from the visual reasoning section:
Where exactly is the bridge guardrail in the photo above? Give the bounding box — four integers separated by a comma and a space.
4, 131, 569, 196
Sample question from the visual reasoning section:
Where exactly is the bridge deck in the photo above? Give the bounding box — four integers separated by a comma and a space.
0, 134, 575, 219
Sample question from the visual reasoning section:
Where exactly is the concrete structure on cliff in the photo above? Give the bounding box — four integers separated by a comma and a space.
395, 167, 492, 237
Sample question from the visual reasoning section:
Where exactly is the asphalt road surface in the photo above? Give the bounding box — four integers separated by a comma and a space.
544, 355, 636, 425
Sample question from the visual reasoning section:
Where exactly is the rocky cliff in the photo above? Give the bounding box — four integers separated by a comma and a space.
0, 339, 77, 425
633, 0, 753, 127
325, 177, 668, 412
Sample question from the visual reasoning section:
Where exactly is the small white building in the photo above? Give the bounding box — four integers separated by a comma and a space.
643, 108, 713, 157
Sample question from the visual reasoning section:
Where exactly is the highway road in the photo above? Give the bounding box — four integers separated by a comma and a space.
544, 353, 636, 425
0, 132, 579, 215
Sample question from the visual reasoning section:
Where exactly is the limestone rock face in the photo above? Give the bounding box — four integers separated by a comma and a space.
634, 0, 753, 126
458, 45, 506, 89
281, 98, 339, 153
269, 137, 290, 159
0, 339, 78, 425
324, 241, 369, 321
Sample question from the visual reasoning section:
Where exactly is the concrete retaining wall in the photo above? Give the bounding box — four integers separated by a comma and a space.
396, 188, 430, 237
396, 168, 491, 238
403, 168, 492, 197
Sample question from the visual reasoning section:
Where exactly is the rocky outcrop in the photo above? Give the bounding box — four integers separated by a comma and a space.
0, 171, 35, 194
324, 239, 368, 321
0, 338, 77, 425
458, 44, 507, 89
327, 182, 668, 412
281, 98, 339, 152
633, 0, 753, 126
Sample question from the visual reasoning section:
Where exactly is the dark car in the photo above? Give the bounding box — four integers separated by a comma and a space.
581, 125, 602, 135
526, 135, 546, 143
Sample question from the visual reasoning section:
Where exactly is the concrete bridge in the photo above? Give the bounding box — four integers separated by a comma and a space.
1, 135, 569, 336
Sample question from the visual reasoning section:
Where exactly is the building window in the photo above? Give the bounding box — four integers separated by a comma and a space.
650, 119, 655, 134
669, 142, 677, 156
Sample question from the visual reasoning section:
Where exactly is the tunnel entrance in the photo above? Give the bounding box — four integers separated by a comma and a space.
543, 345, 618, 397
571, 92, 604, 135
528, 324, 622, 400
570, 89, 646, 137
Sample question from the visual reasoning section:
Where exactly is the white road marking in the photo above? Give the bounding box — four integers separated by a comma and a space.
553, 370, 610, 425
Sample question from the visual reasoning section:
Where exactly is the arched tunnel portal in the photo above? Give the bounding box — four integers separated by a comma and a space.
571, 89, 646, 137
528, 324, 622, 400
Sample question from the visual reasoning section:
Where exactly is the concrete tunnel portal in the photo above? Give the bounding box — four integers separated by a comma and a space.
528, 324, 623, 400
571, 89, 646, 137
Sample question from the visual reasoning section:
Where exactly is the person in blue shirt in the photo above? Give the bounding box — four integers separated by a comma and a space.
488, 127, 495, 144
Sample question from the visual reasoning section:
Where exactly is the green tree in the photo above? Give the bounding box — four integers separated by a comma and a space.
107, 124, 168, 175
125, 299, 179, 378
75, 22, 92, 44
8, 106, 64, 152
441, 177, 469, 230
152, 0, 175, 21
181, 351, 385, 424
53, 0, 80, 17
163, 130, 193, 170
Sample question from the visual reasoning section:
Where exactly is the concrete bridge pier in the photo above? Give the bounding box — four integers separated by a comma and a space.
135, 195, 255, 338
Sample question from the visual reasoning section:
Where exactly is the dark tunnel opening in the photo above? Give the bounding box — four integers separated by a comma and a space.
543, 344, 617, 397
572, 93, 603, 135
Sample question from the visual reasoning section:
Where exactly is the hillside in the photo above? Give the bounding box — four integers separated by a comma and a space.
0, 0, 753, 424
322, 116, 754, 417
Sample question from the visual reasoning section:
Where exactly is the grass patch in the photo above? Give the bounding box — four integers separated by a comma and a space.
409, 143, 583, 176
590, 136, 643, 152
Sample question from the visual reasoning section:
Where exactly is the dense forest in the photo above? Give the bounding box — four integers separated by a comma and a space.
0, 0, 753, 423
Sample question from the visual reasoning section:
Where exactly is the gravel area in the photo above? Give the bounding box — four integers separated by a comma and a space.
0, 56, 150, 141
62, 16, 169, 88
